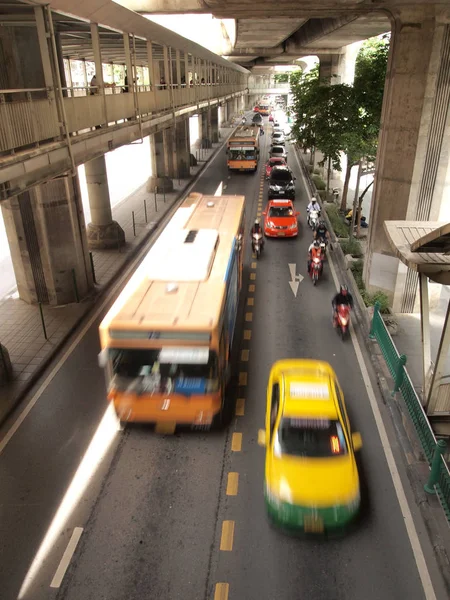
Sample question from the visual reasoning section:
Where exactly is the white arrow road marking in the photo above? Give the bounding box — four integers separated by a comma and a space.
288, 263, 304, 298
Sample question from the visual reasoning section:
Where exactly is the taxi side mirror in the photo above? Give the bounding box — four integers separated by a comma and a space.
262, 211, 267, 216
295, 212, 300, 217
258, 429, 267, 447
352, 432, 362, 451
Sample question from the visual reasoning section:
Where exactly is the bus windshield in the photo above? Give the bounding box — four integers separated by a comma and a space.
229, 148, 256, 160
109, 347, 218, 395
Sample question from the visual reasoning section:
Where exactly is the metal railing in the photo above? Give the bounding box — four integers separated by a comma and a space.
0, 83, 245, 155
369, 301, 450, 522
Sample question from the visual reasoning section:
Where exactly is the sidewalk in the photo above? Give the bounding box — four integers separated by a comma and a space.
0, 123, 235, 425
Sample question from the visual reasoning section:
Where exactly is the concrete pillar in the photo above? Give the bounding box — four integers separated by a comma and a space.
147, 131, 173, 192
210, 106, 219, 143
201, 111, 211, 148
318, 54, 343, 84
174, 119, 191, 178
85, 155, 125, 249
164, 127, 175, 178
1, 176, 93, 305
364, 7, 450, 311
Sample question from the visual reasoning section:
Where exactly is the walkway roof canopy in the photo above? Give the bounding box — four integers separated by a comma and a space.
384, 221, 450, 285
6, 0, 249, 71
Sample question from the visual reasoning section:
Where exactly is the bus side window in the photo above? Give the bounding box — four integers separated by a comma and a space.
219, 329, 227, 371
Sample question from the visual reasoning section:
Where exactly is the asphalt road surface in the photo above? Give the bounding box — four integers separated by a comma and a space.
0, 115, 447, 600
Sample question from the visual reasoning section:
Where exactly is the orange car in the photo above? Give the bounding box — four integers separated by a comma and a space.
263, 200, 299, 238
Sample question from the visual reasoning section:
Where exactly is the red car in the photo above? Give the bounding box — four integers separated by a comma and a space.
265, 157, 287, 179
263, 199, 299, 238
253, 106, 259, 112
269, 114, 274, 122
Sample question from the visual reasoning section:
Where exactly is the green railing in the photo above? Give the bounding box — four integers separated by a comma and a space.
370, 302, 450, 522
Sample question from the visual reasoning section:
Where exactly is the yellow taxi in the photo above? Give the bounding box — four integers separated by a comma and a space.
258, 359, 362, 533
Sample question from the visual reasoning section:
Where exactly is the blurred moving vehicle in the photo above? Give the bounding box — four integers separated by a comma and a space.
268, 165, 296, 200
258, 359, 362, 533
265, 157, 287, 179
263, 200, 299, 238
98, 193, 246, 429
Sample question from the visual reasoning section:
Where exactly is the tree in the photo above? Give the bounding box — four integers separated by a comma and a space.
288, 35, 390, 210
274, 73, 289, 83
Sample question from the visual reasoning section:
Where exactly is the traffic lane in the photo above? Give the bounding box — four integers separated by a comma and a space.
58, 429, 230, 600
0, 323, 116, 600
207, 159, 429, 598
57, 152, 265, 599
0, 133, 251, 600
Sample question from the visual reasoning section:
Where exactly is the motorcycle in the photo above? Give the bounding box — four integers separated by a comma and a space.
308, 209, 320, 230
309, 255, 323, 285
252, 232, 263, 259
316, 235, 328, 258
241, 117, 247, 124
334, 304, 351, 339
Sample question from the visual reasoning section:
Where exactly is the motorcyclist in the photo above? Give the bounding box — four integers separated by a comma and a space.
332, 284, 354, 326
314, 219, 331, 244
251, 219, 265, 251
307, 197, 321, 226
241, 116, 247, 124
307, 240, 323, 276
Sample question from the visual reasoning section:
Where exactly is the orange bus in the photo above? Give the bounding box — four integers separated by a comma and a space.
258, 104, 270, 116
98, 193, 245, 430
227, 125, 260, 172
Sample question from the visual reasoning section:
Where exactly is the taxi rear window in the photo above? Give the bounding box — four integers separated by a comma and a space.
276, 418, 347, 458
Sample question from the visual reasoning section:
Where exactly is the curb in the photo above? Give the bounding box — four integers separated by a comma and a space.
0, 131, 234, 429
294, 147, 450, 592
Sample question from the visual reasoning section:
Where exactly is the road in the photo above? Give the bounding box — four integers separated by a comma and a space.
0, 117, 447, 600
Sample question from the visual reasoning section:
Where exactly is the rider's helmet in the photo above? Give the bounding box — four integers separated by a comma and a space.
340, 284, 348, 296
319, 219, 326, 227
313, 240, 320, 249
311, 196, 316, 203
254, 218, 259, 225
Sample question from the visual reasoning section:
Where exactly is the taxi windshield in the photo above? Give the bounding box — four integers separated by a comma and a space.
275, 417, 347, 458
269, 206, 293, 218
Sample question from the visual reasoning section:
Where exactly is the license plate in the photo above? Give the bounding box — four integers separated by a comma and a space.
303, 515, 324, 533
277, 232, 285, 236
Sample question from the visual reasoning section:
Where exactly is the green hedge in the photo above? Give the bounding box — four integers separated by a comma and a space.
340, 238, 363, 257
313, 168, 321, 175
312, 175, 326, 190
350, 260, 390, 313
325, 204, 349, 238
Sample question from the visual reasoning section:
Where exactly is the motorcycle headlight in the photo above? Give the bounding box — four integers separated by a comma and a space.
340, 317, 348, 326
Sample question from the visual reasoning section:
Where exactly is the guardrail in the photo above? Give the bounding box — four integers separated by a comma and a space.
0, 83, 246, 155
369, 301, 450, 522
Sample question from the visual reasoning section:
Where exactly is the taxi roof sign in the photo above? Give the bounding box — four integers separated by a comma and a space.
289, 382, 329, 400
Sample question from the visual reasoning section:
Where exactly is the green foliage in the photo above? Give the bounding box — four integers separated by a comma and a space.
325, 204, 349, 238
274, 73, 289, 83
312, 175, 326, 190
350, 260, 390, 312
340, 239, 363, 257
289, 36, 390, 175
313, 168, 321, 175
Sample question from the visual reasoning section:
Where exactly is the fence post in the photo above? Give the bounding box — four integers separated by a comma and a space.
71, 268, 80, 303
369, 301, 380, 339
144, 198, 148, 223
392, 354, 407, 396
154, 189, 158, 212
424, 439, 447, 494
132, 210, 136, 236
38, 302, 48, 340
89, 251, 97, 284
163, 184, 166, 203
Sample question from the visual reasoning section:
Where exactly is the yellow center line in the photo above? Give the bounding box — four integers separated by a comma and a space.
154, 422, 176, 435
250, 272, 256, 281
236, 398, 245, 415
244, 329, 252, 340
248, 284, 255, 292
220, 520, 235, 551
245, 312, 253, 322
247, 297, 254, 306
226, 472, 239, 495
214, 583, 229, 600
239, 372, 248, 386
251, 262, 257, 269
241, 349, 249, 361
232, 431, 242, 451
